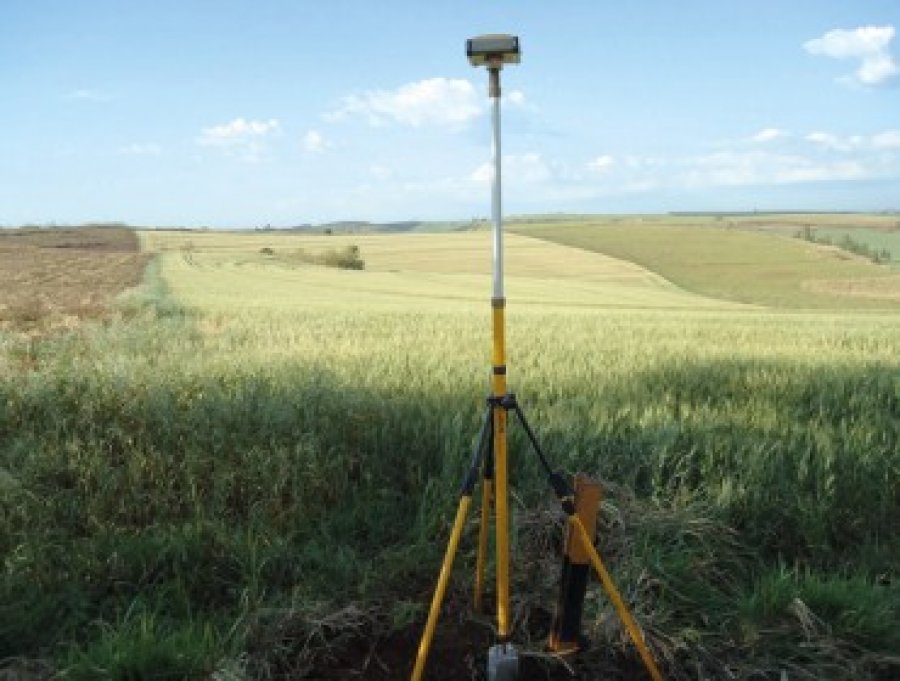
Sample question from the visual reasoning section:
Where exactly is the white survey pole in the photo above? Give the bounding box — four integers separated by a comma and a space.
490, 66, 504, 300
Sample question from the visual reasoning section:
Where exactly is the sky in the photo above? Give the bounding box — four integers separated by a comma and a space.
2, 1, 899, 227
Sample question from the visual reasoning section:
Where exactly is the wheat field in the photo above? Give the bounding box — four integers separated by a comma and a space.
1, 224, 897, 680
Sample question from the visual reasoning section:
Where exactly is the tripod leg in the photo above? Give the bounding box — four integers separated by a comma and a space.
511, 402, 664, 680
474, 477, 492, 610
411, 496, 472, 681
569, 516, 665, 681
474, 411, 494, 611
411, 406, 492, 681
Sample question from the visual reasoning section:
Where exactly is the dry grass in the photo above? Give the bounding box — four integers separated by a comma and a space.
140, 230, 740, 312
805, 274, 900, 300
0, 226, 150, 333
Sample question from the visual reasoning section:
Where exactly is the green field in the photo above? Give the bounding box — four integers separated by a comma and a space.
516, 220, 900, 309
812, 227, 900, 269
2, 221, 898, 680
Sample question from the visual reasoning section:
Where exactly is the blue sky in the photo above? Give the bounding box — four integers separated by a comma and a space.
2, 1, 899, 227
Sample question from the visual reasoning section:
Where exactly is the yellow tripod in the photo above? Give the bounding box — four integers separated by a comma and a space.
409, 384, 665, 681
411, 33, 664, 681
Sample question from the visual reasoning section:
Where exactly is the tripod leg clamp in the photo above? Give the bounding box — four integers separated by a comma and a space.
549, 474, 601, 654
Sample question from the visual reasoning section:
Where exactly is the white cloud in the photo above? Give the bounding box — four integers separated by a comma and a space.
680, 150, 869, 188
327, 78, 481, 127
680, 151, 766, 187
196, 117, 281, 162
369, 165, 393, 181
805, 26, 894, 59
506, 90, 526, 107
586, 154, 615, 173
198, 117, 280, 145
578, 135, 896, 194
805, 131, 866, 152
856, 52, 898, 85
511, 153, 553, 183
871, 130, 900, 149
302, 129, 327, 153
804, 26, 898, 86
470, 162, 493, 184
805, 129, 900, 151
623, 155, 667, 170
775, 159, 867, 183
65, 89, 114, 102
752, 128, 786, 143
118, 143, 161, 156
470, 153, 552, 186
335, 128, 900, 218
332, 123, 900, 218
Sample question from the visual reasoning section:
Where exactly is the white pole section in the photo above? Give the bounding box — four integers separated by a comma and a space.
489, 66, 503, 301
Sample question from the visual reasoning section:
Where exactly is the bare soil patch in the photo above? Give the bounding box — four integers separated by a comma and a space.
0, 226, 150, 333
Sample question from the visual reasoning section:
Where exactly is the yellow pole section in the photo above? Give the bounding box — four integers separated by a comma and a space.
411, 496, 472, 681
474, 478, 492, 611
570, 517, 665, 681
491, 301, 511, 638
491, 303, 506, 375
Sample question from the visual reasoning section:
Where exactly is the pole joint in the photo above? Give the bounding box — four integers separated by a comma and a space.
488, 64, 501, 98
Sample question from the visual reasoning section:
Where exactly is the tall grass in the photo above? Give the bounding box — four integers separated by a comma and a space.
1, 249, 898, 678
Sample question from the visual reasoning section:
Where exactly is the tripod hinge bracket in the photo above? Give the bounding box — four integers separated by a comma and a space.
487, 393, 518, 410
548, 471, 576, 514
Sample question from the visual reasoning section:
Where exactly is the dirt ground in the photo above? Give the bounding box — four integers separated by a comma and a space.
244, 589, 655, 681
0, 226, 149, 333
319, 617, 650, 680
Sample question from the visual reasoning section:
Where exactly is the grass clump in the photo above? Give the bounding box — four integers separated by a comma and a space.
60, 613, 223, 681
265, 244, 365, 270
